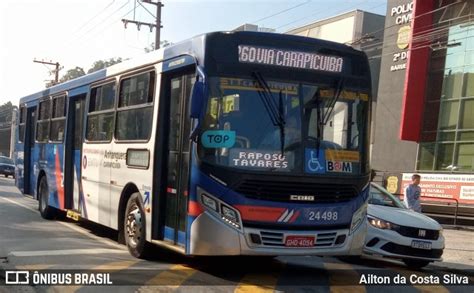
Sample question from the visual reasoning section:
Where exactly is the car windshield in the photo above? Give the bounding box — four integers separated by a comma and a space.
0, 157, 14, 165
369, 184, 406, 209
198, 76, 369, 174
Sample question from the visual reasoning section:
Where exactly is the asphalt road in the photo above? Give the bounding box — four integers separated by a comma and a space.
0, 176, 473, 292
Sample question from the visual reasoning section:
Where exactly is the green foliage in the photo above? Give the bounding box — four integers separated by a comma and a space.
59, 66, 86, 83
87, 57, 123, 74
0, 101, 13, 123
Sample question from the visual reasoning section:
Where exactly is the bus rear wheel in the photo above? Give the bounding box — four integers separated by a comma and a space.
38, 176, 56, 220
124, 192, 150, 258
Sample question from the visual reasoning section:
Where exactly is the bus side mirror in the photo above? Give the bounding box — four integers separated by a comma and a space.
189, 66, 207, 141
190, 81, 204, 119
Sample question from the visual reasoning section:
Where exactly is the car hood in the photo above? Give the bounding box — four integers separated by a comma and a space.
368, 204, 442, 230
0, 163, 14, 168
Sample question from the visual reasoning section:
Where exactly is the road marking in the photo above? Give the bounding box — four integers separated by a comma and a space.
93, 260, 141, 270
9, 248, 127, 257
144, 264, 197, 287
235, 272, 280, 293
15, 264, 55, 270
324, 261, 366, 293
0, 195, 124, 249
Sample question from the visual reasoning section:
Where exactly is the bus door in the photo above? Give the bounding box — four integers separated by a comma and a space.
23, 106, 36, 195
156, 72, 194, 246
64, 94, 86, 212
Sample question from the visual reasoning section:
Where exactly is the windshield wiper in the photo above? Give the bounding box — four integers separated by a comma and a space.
323, 77, 345, 125
252, 72, 286, 155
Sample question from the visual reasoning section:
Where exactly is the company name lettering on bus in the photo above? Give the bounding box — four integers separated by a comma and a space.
230, 149, 290, 169
326, 161, 352, 173
201, 130, 236, 148
104, 151, 127, 160
238, 45, 344, 73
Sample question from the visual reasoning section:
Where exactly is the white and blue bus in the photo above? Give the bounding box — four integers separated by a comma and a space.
15, 31, 371, 258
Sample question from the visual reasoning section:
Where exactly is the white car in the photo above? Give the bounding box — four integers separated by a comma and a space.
364, 183, 445, 269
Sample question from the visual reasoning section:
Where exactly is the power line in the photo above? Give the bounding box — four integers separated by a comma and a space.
122, 0, 163, 50
358, 14, 473, 57
349, 0, 464, 47
275, 0, 374, 32
250, 0, 311, 24
62, 0, 131, 49
68, 0, 116, 39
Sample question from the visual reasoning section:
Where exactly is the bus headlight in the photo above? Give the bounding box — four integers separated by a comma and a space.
350, 202, 367, 235
197, 186, 242, 231
221, 204, 241, 229
201, 194, 218, 212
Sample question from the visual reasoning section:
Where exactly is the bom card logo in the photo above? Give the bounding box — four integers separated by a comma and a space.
327, 161, 352, 173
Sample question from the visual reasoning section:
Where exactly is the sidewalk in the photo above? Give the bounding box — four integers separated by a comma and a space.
431, 228, 474, 272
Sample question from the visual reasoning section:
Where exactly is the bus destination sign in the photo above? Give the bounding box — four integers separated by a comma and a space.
238, 45, 344, 73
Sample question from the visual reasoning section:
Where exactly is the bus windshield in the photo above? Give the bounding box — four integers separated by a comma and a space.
198, 76, 369, 175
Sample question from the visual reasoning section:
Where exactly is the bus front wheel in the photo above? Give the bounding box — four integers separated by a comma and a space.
38, 176, 56, 220
124, 192, 150, 258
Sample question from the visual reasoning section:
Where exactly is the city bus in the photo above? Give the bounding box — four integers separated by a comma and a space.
14, 31, 371, 258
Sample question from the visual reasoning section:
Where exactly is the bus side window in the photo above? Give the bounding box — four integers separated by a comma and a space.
36, 98, 51, 142
116, 71, 155, 141
86, 82, 116, 142
50, 95, 66, 142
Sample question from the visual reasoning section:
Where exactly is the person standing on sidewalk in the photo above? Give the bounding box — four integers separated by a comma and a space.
404, 174, 422, 212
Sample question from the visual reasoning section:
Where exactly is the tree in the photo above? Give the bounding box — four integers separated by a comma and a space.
0, 101, 13, 123
59, 67, 86, 83
87, 57, 123, 74
144, 40, 172, 53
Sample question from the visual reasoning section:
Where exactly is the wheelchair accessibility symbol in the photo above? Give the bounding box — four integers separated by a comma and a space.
306, 149, 325, 173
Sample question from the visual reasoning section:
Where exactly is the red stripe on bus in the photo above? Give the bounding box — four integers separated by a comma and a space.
188, 201, 204, 217
234, 205, 286, 222
55, 151, 64, 209
289, 211, 300, 223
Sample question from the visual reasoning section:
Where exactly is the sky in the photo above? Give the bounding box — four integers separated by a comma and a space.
0, 0, 387, 105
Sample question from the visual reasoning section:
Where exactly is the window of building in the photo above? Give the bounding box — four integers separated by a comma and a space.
36, 99, 51, 142
50, 95, 66, 142
418, 20, 474, 172
115, 71, 155, 141
86, 82, 116, 142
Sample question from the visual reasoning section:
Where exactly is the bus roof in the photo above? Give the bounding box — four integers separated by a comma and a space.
18, 31, 363, 105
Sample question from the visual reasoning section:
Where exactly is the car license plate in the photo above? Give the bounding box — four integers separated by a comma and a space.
411, 240, 432, 250
285, 235, 315, 247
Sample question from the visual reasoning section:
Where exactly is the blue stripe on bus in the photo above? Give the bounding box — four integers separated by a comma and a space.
164, 226, 174, 242
177, 231, 186, 246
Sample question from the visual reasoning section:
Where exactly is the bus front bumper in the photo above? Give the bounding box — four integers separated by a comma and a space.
189, 211, 366, 256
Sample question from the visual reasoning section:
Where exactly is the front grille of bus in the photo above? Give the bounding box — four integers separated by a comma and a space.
258, 231, 337, 247
235, 179, 358, 203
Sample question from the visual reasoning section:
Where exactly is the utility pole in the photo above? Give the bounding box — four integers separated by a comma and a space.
33, 59, 62, 85
122, 0, 163, 50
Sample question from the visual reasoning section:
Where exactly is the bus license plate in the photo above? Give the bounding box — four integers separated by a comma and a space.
411, 240, 432, 250
285, 235, 315, 247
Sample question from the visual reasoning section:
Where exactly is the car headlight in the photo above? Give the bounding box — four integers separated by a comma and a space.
367, 216, 399, 230
350, 202, 367, 234
197, 186, 242, 231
